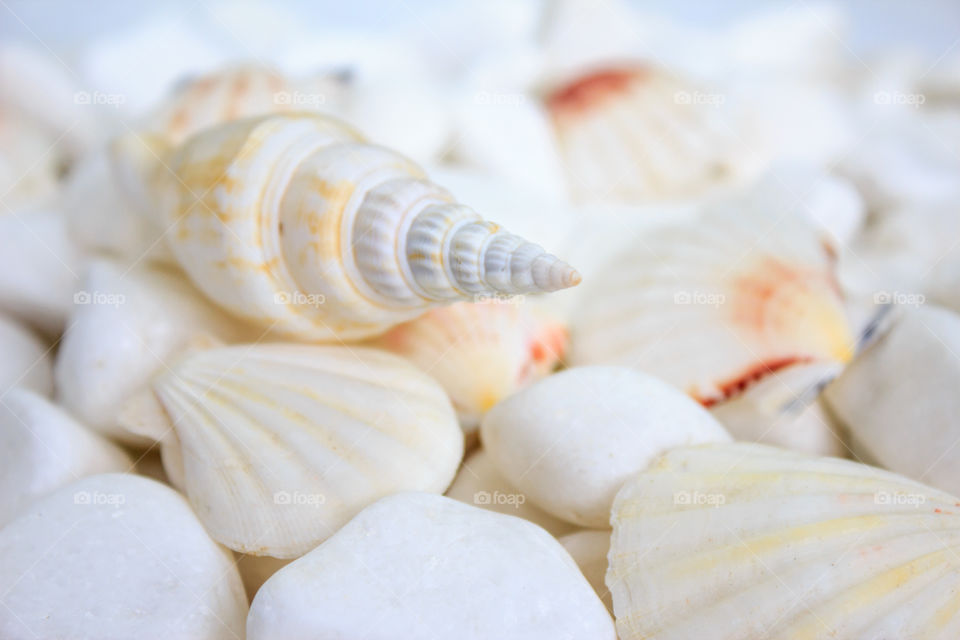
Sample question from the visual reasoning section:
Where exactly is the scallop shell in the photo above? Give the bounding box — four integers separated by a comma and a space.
481, 366, 730, 528
607, 442, 960, 640
125, 343, 463, 558
570, 202, 853, 407
0, 314, 52, 397
54, 260, 255, 443
825, 305, 960, 496
545, 66, 755, 204
159, 113, 580, 340
0, 389, 131, 526
372, 301, 568, 431
445, 448, 578, 538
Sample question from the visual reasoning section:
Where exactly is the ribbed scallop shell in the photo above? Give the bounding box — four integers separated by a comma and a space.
162, 113, 580, 340
546, 66, 754, 203
143, 343, 463, 558
608, 442, 960, 640
570, 203, 852, 406
372, 301, 568, 431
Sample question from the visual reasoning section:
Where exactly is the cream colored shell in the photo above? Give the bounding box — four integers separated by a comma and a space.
130, 343, 463, 558
608, 442, 960, 640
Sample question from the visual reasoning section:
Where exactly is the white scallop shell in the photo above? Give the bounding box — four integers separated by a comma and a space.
0, 474, 248, 640
373, 301, 568, 431
247, 492, 616, 639
445, 448, 578, 538
825, 305, 960, 496
570, 202, 853, 407
607, 442, 960, 640
132, 343, 463, 558
481, 366, 730, 528
0, 314, 52, 397
54, 260, 255, 443
0, 389, 131, 526
545, 66, 757, 204
160, 113, 580, 340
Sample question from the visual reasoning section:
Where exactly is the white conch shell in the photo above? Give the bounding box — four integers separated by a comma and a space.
159, 113, 581, 340
0, 474, 248, 640
570, 202, 853, 407
825, 306, 960, 496
125, 343, 463, 558
560, 530, 613, 614
55, 260, 255, 443
481, 366, 731, 528
0, 314, 52, 397
607, 442, 960, 640
445, 448, 578, 538
710, 361, 847, 457
247, 492, 616, 639
372, 301, 568, 431
0, 209, 81, 336
545, 66, 757, 203
0, 388, 131, 526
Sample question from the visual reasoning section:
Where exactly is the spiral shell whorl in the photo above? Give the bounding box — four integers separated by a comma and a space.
166, 113, 580, 340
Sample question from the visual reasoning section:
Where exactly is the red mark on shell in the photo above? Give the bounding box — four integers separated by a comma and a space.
546, 68, 644, 119
698, 356, 812, 408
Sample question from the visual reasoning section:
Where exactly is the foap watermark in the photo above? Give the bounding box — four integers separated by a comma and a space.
474, 293, 525, 305
74, 490, 125, 507
275, 291, 326, 307
74, 90, 126, 109
674, 90, 725, 107
874, 91, 925, 108
473, 490, 526, 509
873, 290, 925, 308
674, 290, 726, 308
273, 491, 326, 507
474, 90, 526, 107
874, 490, 926, 508
674, 490, 725, 507
273, 90, 327, 108
74, 290, 125, 308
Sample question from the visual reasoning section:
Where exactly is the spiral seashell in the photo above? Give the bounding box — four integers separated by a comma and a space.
160, 113, 581, 340
372, 300, 568, 432
570, 202, 853, 407
545, 66, 755, 203
607, 442, 960, 639
121, 343, 463, 558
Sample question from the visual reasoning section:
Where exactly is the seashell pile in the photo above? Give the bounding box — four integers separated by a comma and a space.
2, 1, 959, 637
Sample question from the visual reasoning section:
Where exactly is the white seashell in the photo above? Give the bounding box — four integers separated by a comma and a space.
710, 361, 847, 457
545, 66, 758, 204
0, 473, 247, 640
0, 208, 82, 335
0, 388, 130, 526
559, 529, 613, 614
55, 260, 254, 443
247, 492, 615, 639
445, 448, 578, 537
570, 202, 853, 407
373, 301, 568, 431
159, 113, 580, 340
825, 306, 960, 496
0, 314, 52, 397
607, 442, 960, 640
125, 343, 463, 558
481, 366, 730, 528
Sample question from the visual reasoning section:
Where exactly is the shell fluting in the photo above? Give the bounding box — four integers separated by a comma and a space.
607, 442, 960, 640
163, 113, 580, 340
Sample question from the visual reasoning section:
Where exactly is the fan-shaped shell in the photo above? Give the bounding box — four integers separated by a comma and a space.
607, 442, 960, 640
139, 343, 463, 558
546, 66, 756, 203
570, 202, 853, 407
373, 301, 568, 431
161, 113, 580, 340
